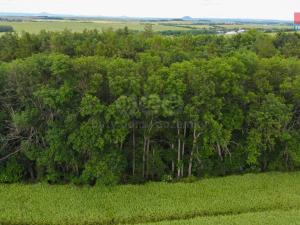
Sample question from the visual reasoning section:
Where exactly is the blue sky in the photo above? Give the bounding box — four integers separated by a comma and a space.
0, 0, 299, 20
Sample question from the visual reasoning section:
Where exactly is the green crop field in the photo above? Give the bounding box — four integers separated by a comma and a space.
143, 210, 300, 225
0, 20, 189, 33
1, 172, 300, 225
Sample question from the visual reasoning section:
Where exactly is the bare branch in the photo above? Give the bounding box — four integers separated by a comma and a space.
0, 148, 21, 163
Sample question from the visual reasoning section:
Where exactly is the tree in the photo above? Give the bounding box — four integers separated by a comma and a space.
246, 94, 292, 170
0, 29, 299, 185
254, 35, 277, 58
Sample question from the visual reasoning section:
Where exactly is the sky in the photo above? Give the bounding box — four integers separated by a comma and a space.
0, 0, 299, 20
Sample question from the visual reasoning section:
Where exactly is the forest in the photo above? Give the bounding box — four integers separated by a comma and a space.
0, 28, 300, 185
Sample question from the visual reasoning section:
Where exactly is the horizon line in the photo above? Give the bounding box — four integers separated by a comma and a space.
0, 11, 293, 22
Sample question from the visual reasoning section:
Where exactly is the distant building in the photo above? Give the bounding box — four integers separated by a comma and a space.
225, 31, 237, 35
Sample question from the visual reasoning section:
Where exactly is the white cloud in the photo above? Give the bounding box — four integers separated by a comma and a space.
0, 0, 299, 20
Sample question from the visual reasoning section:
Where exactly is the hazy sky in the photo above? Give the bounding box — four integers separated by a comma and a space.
0, 0, 299, 20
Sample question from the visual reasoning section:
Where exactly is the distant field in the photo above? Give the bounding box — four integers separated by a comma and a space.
0, 20, 189, 33
219, 23, 292, 30
1, 172, 300, 224
159, 23, 292, 30
0, 20, 293, 34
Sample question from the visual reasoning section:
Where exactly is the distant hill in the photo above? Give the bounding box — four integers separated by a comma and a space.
182, 16, 193, 21
0, 12, 293, 23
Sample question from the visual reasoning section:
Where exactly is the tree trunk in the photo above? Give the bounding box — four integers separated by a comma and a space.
151, 147, 155, 179
29, 165, 35, 181
171, 143, 175, 175
172, 161, 175, 175
188, 125, 196, 177
177, 121, 181, 178
188, 149, 194, 177
181, 122, 186, 177
217, 143, 223, 161
132, 122, 136, 176
120, 141, 123, 151
142, 136, 147, 178
146, 137, 150, 179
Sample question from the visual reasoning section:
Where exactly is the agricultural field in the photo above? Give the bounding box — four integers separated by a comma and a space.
0, 19, 294, 34
1, 172, 300, 225
0, 20, 190, 33
144, 210, 300, 225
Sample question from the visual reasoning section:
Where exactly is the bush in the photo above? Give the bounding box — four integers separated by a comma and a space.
161, 174, 173, 183
0, 158, 23, 183
125, 175, 146, 184
81, 151, 126, 186
179, 175, 198, 183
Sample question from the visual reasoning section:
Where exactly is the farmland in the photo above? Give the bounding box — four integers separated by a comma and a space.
144, 210, 300, 225
0, 20, 190, 33
0, 172, 300, 225
0, 18, 294, 34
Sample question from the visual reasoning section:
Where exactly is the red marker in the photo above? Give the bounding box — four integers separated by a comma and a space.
294, 12, 300, 25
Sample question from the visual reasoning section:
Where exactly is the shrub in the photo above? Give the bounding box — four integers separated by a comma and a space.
179, 175, 198, 183
161, 174, 173, 183
81, 151, 126, 186
0, 158, 23, 183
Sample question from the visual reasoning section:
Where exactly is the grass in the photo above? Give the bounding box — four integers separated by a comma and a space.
0, 172, 300, 224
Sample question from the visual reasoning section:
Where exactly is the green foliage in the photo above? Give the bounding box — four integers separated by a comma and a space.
179, 175, 198, 183
0, 158, 23, 183
80, 94, 104, 116
0, 30, 300, 185
81, 151, 125, 186
161, 174, 173, 183
254, 34, 278, 57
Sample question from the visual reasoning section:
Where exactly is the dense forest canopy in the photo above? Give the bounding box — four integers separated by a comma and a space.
0, 28, 300, 185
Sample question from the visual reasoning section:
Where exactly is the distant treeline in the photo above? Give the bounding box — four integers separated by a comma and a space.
158, 23, 293, 35
0, 29, 300, 185
160, 29, 217, 35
